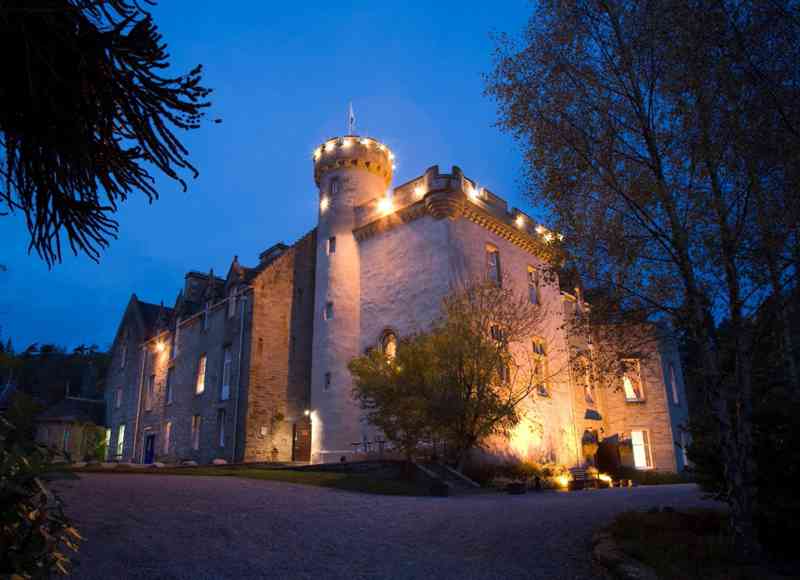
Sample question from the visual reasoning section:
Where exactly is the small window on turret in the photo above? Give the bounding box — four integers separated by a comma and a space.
324, 302, 334, 320
327, 237, 336, 255
330, 178, 340, 195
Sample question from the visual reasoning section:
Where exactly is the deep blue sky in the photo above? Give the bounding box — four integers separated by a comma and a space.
1, 0, 537, 352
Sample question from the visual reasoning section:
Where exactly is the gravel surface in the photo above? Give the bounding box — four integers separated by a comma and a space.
54, 474, 718, 580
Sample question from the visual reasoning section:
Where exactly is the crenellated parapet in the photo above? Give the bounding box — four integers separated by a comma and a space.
312, 136, 394, 188
352, 164, 565, 264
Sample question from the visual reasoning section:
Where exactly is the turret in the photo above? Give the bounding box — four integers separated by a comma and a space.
309, 135, 394, 462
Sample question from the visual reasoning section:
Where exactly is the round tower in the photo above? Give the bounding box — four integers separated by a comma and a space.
310, 135, 393, 462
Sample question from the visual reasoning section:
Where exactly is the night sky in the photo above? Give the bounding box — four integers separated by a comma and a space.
0, 1, 538, 351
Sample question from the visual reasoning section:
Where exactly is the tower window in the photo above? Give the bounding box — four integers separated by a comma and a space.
486, 244, 501, 286
327, 236, 336, 255
196, 354, 207, 395
324, 372, 332, 391
621, 359, 645, 401
330, 178, 340, 195
527, 266, 540, 304
324, 302, 334, 320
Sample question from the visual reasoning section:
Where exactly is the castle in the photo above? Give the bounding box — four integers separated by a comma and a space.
105, 134, 689, 471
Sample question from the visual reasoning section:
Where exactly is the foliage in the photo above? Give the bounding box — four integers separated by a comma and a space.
349, 279, 550, 468
487, 0, 799, 558
0, 415, 82, 577
611, 467, 692, 486
0, 1, 213, 264
608, 509, 790, 579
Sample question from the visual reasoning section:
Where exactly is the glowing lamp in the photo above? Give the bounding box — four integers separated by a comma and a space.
313, 147, 321, 160
392, 164, 397, 171
557, 233, 565, 241
388, 152, 395, 161
154, 341, 165, 353
342, 138, 353, 148
598, 473, 613, 484
360, 138, 370, 146
543, 232, 554, 243
324, 141, 336, 152
515, 215, 525, 228
379, 143, 387, 152
320, 196, 330, 212
555, 474, 570, 489
414, 185, 425, 198
303, 409, 311, 417
467, 186, 481, 201
535, 225, 546, 235
377, 196, 393, 214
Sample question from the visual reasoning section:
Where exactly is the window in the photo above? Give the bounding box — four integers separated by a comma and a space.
324, 372, 332, 391
258, 337, 264, 356
191, 415, 202, 450
381, 331, 397, 360
330, 178, 340, 195
165, 367, 174, 405
631, 430, 653, 469
324, 302, 334, 320
120, 334, 128, 368
621, 359, 645, 401
669, 364, 680, 405
227, 289, 237, 318
145, 374, 155, 411
486, 244, 501, 286
196, 354, 207, 395
115, 387, 123, 409
221, 347, 232, 401
532, 338, 548, 396
680, 431, 690, 468
62, 427, 71, 451
202, 302, 210, 331
527, 266, 540, 304
116, 424, 125, 458
163, 421, 172, 454
217, 409, 226, 447
103, 428, 111, 460
327, 236, 336, 255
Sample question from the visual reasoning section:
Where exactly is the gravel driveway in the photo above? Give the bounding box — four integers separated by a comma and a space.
54, 474, 717, 580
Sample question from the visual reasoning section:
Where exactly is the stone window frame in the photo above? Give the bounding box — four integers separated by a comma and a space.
379, 328, 398, 360
621, 358, 646, 402
324, 301, 334, 321
485, 243, 502, 287
630, 428, 654, 469
191, 415, 202, 451
532, 337, 549, 396
220, 345, 232, 401
163, 421, 172, 455
195, 353, 207, 395
527, 265, 540, 305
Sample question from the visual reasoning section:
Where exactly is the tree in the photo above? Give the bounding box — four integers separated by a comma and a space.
0, 1, 213, 265
349, 279, 553, 469
487, 0, 799, 559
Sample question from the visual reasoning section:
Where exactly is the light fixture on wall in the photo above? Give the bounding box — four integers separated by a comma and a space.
303, 409, 311, 417
154, 341, 165, 353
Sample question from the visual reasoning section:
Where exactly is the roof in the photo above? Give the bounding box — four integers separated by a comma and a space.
37, 397, 106, 425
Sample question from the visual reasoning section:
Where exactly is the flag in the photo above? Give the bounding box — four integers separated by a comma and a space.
348, 102, 356, 135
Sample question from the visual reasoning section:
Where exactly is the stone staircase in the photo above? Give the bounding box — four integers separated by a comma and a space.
415, 461, 481, 495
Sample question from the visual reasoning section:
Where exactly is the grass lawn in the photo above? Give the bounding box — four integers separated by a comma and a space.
607, 508, 792, 579
66, 465, 429, 496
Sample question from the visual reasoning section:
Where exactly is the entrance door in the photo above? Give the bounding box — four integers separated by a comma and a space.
291, 420, 311, 462
143, 433, 156, 464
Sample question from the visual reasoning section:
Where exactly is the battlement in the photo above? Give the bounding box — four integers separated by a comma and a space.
312, 135, 394, 187
352, 164, 564, 262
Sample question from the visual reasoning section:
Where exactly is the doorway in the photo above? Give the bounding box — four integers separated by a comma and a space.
143, 433, 156, 464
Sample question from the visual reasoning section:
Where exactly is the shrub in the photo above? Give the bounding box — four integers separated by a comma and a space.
0, 415, 81, 577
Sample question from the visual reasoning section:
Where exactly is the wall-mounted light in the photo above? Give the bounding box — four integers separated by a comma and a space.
303, 409, 311, 417
378, 196, 393, 215
342, 138, 353, 148
414, 185, 425, 198
360, 138, 370, 146
320, 196, 330, 212
467, 186, 481, 201
324, 141, 336, 152
557, 233, 565, 241
543, 232, 554, 242
154, 340, 165, 353
313, 147, 321, 160
535, 225, 546, 235
515, 215, 525, 228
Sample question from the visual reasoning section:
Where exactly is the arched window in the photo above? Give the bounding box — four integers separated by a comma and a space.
381, 331, 398, 360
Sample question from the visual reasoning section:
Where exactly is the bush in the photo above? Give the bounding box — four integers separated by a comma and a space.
0, 415, 81, 577
612, 466, 694, 486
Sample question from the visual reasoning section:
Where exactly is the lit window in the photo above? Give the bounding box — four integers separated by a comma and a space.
103, 428, 111, 460
527, 266, 540, 304
165, 367, 174, 405
621, 359, 645, 401
486, 244, 501, 286
669, 364, 679, 405
327, 236, 336, 255
532, 338, 548, 396
324, 302, 334, 320
381, 332, 397, 360
115, 387, 123, 408
191, 415, 202, 450
324, 372, 332, 391
631, 430, 653, 469
196, 354, 207, 395
221, 347, 232, 401
145, 374, 155, 411
217, 409, 226, 447
116, 424, 125, 458
163, 421, 172, 455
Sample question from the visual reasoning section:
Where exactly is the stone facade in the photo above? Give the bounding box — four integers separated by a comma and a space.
104, 132, 688, 472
